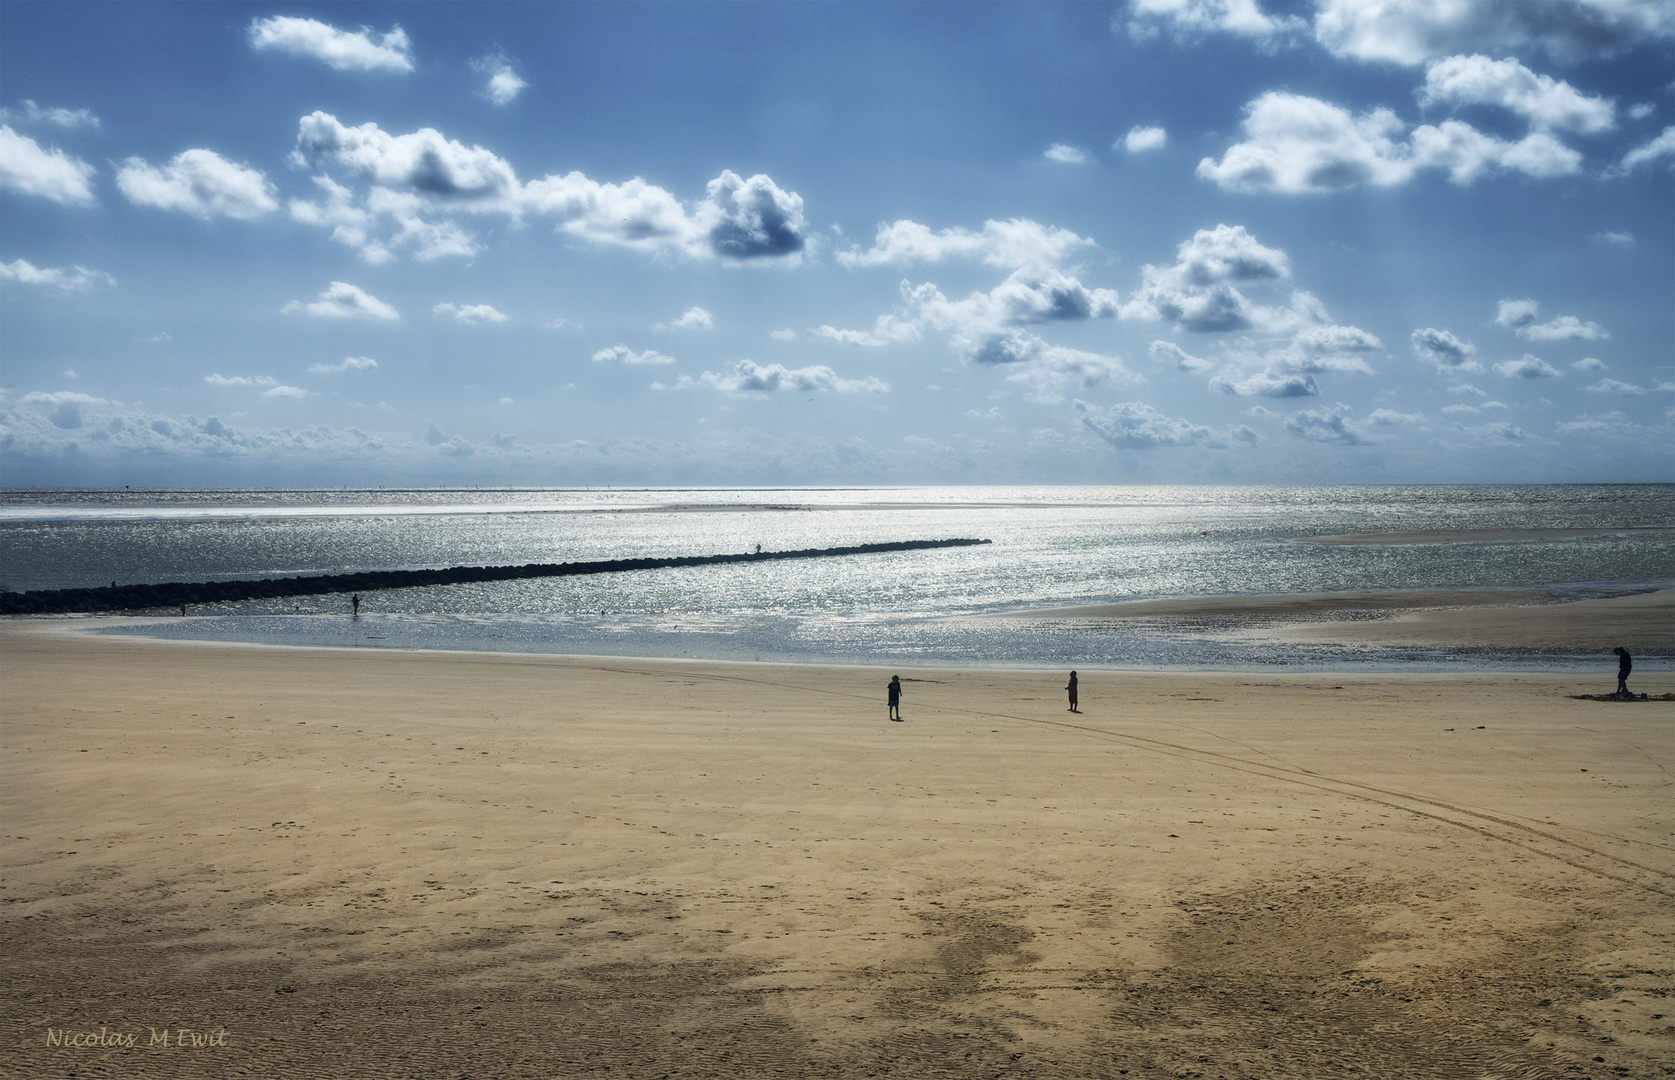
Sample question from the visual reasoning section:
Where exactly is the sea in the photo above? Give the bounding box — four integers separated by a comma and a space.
1, 485, 1670, 672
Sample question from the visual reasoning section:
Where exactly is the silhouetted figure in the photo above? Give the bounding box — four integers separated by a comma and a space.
887, 675, 902, 721
352, 593, 361, 617
1066, 670, 1079, 713
1615, 647, 1632, 697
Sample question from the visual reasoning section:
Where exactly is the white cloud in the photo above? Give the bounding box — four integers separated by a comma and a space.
1443, 402, 1480, 415
1447, 383, 1486, 397
262, 385, 310, 399
282, 281, 399, 320
295, 114, 809, 262
1124, 0, 1307, 45
669, 359, 888, 396
0, 258, 113, 290
1494, 299, 1608, 341
658, 306, 714, 331
979, 335, 1142, 404
0, 100, 99, 129
1590, 230, 1635, 247
1211, 369, 1319, 397
1313, 0, 1675, 65
1123, 125, 1168, 153
1571, 357, 1606, 372
1121, 223, 1305, 332
205, 373, 276, 388
1284, 405, 1370, 444
1076, 399, 1217, 449
1198, 91, 1582, 194
117, 149, 278, 220
769, 328, 798, 341
472, 55, 527, 105
1411, 327, 1477, 371
1493, 354, 1561, 379
19, 390, 117, 430
1368, 408, 1423, 425
1044, 143, 1090, 164
289, 176, 482, 263
1583, 378, 1660, 396
307, 356, 379, 374
1418, 55, 1614, 134
1620, 125, 1675, 172
592, 345, 675, 366
434, 302, 507, 324
294, 112, 520, 204
0, 125, 95, 205
1150, 340, 1215, 372
837, 218, 1094, 272
248, 16, 413, 73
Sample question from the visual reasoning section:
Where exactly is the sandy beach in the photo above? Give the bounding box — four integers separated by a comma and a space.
2, 617, 1671, 1079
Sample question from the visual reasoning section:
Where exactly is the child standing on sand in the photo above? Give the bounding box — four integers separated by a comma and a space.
887, 676, 902, 721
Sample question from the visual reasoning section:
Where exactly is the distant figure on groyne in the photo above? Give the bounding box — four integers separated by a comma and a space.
1614, 647, 1632, 697
1066, 670, 1079, 713
352, 593, 361, 617
887, 676, 902, 721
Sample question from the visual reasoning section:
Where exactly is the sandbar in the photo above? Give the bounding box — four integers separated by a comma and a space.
2, 622, 1671, 1078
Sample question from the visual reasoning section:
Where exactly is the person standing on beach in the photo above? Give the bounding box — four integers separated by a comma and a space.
1615, 647, 1632, 696
352, 593, 361, 617
887, 675, 902, 721
1066, 670, 1079, 713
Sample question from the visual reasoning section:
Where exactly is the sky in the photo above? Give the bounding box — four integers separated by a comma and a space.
1, 0, 1671, 488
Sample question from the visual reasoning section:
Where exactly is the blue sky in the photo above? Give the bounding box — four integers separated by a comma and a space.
2, 0, 1671, 487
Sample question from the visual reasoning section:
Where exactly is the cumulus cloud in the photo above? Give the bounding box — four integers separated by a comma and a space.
1494, 299, 1608, 341
473, 55, 527, 105
1313, 0, 1675, 65
1044, 143, 1090, 164
294, 112, 519, 204
769, 328, 798, 341
263, 385, 310, 399
1571, 357, 1606, 372
0, 258, 113, 290
1583, 378, 1665, 396
1211, 369, 1319, 397
1123, 0, 1307, 45
1284, 405, 1370, 444
204, 373, 276, 388
1076, 399, 1216, 449
434, 302, 507, 324
117, 149, 278, 220
1620, 125, 1675, 172
1493, 354, 1561, 379
1589, 231, 1634, 247
980, 336, 1142, 403
294, 114, 809, 262
0, 100, 98, 129
1121, 223, 1304, 332
288, 176, 482, 263
1198, 91, 1582, 194
248, 16, 413, 73
668, 359, 888, 396
0, 125, 95, 205
837, 218, 1094, 272
1411, 327, 1478, 371
1150, 340, 1215, 372
19, 390, 117, 430
1418, 55, 1614, 134
1123, 125, 1168, 152
282, 281, 399, 320
307, 356, 378, 374
592, 345, 675, 366
658, 306, 714, 331
1368, 408, 1423, 425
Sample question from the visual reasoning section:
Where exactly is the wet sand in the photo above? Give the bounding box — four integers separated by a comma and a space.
1007, 585, 1673, 653
2, 622, 1671, 1078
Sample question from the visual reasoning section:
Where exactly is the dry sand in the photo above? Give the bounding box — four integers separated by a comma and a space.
2, 620, 1672, 1079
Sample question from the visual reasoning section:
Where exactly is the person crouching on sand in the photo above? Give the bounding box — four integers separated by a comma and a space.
887, 675, 902, 721
1066, 670, 1079, 713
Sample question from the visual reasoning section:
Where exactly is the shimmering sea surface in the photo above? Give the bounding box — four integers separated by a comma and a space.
2, 485, 1670, 670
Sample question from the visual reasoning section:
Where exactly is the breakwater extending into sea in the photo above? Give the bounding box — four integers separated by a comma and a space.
0, 538, 990, 615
